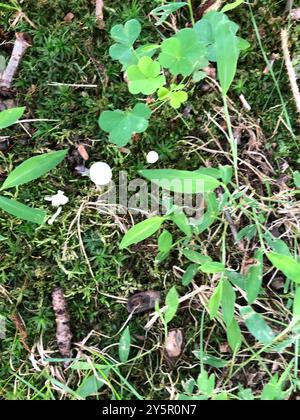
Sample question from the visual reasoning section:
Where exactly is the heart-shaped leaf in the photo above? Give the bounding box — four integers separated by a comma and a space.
99, 103, 151, 147
111, 19, 141, 46
127, 57, 166, 95
159, 28, 206, 77
140, 169, 221, 193
0, 150, 68, 191
0, 107, 25, 129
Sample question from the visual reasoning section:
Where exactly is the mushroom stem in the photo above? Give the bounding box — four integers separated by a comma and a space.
0, 33, 32, 90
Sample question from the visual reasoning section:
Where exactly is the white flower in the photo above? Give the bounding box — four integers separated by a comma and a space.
146, 151, 159, 164
89, 162, 112, 186
45, 190, 69, 207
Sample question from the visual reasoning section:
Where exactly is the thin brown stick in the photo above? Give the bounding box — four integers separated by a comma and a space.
96, 0, 105, 29
0, 33, 32, 90
281, 28, 300, 114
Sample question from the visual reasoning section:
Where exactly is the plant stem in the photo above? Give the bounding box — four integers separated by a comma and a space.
222, 95, 239, 186
187, 0, 195, 25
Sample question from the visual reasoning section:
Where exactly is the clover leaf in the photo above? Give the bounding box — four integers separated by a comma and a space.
99, 103, 151, 147
158, 28, 207, 77
127, 57, 166, 95
109, 19, 141, 68
157, 84, 188, 109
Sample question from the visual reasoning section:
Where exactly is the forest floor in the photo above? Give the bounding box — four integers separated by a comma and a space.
0, 0, 300, 400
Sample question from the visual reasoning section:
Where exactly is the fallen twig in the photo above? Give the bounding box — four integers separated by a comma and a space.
281, 28, 300, 114
52, 288, 73, 366
96, 0, 105, 29
0, 33, 32, 91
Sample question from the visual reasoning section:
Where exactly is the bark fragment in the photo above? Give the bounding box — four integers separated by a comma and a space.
52, 288, 73, 364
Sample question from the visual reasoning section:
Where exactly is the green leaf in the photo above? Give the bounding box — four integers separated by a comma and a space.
0, 150, 68, 191
200, 262, 226, 274
119, 326, 131, 363
182, 263, 199, 286
197, 370, 215, 396
159, 28, 207, 77
215, 21, 239, 95
246, 250, 263, 304
227, 319, 242, 352
158, 229, 173, 253
127, 57, 166, 95
293, 171, 300, 188
236, 225, 257, 242
120, 216, 165, 249
157, 86, 188, 109
0, 196, 46, 224
139, 169, 221, 194
208, 280, 223, 319
99, 103, 151, 147
293, 287, 300, 320
221, 0, 244, 13
201, 355, 228, 368
192, 70, 207, 83
264, 233, 291, 256
76, 373, 109, 399
111, 19, 141, 46
0, 234, 6, 241
165, 286, 179, 324
219, 165, 233, 185
267, 252, 300, 284
0, 107, 25, 129
183, 249, 212, 264
240, 306, 275, 345
222, 279, 236, 327
171, 211, 192, 236
151, 3, 187, 26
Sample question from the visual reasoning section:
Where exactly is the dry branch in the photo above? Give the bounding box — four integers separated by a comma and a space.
281, 28, 300, 114
52, 288, 73, 364
0, 33, 32, 91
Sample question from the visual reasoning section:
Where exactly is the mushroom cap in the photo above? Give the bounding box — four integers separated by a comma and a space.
146, 151, 159, 164
89, 162, 112, 186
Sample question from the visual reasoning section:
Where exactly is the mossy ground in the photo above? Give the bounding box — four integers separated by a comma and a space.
0, 0, 299, 400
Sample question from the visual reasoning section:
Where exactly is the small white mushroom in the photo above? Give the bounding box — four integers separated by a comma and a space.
89, 162, 112, 186
146, 151, 159, 164
45, 190, 69, 207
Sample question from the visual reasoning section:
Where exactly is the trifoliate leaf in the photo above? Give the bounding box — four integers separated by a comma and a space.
157, 86, 188, 109
159, 28, 206, 77
99, 103, 151, 147
109, 19, 141, 68
127, 57, 166, 95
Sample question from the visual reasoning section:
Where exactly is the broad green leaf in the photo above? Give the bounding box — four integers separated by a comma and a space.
120, 216, 165, 249
159, 29, 207, 77
171, 211, 192, 236
183, 249, 212, 264
197, 370, 215, 396
293, 171, 300, 188
99, 103, 151, 147
208, 280, 223, 319
0, 196, 46, 224
109, 43, 136, 67
165, 286, 179, 324
0, 107, 25, 129
240, 306, 275, 345
226, 270, 246, 290
194, 20, 214, 46
261, 375, 286, 401
127, 57, 166, 95
0, 234, 6, 241
1, 150, 68, 191
158, 229, 173, 253
238, 387, 254, 401
182, 263, 199, 286
195, 167, 221, 179
221, 0, 244, 13
219, 165, 233, 185
196, 192, 219, 233
264, 232, 291, 256
293, 287, 300, 319
157, 86, 188, 109
151, 3, 187, 26
139, 169, 221, 194
119, 326, 131, 363
267, 252, 300, 284
215, 21, 239, 95
227, 318, 242, 352
200, 262, 226, 274
222, 279, 236, 327
76, 373, 109, 399
192, 70, 206, 83
111, 19, 141, 46
236, 224, 257, 242
201, 355, 228, 368
246, 249, 263, 304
